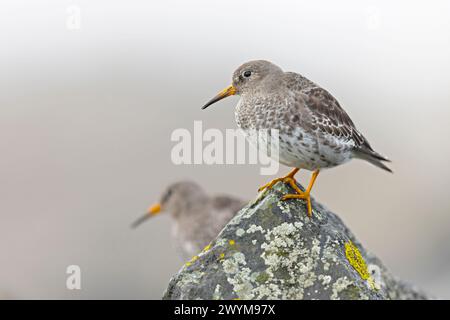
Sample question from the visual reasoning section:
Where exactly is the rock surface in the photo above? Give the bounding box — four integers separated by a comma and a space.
163, 182, 429, 300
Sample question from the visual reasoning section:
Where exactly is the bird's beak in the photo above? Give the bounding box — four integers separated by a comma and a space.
131, 203, 162, 229
201, 85, 236, 110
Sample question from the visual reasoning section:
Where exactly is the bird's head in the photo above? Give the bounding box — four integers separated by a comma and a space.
201, 60, 283, 110
131, 181, 205, 228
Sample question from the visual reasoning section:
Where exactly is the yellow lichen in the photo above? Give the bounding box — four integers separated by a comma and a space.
344, 241, 370, 280
185, 255, 199, 267
202, 244, 212, 252
229, 240, 235, 246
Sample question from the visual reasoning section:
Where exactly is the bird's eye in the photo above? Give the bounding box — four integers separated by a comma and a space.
243, 70, 252, 78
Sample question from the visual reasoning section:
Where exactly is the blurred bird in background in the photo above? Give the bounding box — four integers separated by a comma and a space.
132, 181, 245, 260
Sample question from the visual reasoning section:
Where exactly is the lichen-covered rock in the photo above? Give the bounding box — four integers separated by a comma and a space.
163, 182, 429, 300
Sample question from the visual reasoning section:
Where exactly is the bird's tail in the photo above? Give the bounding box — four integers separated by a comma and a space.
353, 147, 392, 173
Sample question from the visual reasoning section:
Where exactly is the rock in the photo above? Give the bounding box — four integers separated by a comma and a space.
163, 182, 429, 300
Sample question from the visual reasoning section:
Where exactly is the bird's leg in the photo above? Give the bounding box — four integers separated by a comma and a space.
258, 168, 303, 195
282, 170, 320, 217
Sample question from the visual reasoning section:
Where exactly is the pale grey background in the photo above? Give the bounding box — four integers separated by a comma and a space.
1, 0, 450, 299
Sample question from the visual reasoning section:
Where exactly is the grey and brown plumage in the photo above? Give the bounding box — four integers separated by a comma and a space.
132, 181, 245, 260
202, 60, 391, 217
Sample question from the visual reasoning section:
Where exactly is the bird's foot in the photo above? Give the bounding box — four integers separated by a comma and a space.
257, 169, 303, 195
258, 168, 316, 217
281, 170, 320, 218
281, 192, 312, 217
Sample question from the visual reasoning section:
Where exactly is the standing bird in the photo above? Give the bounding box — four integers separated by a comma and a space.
202, 60, 391, 217
131, 181, 245, 260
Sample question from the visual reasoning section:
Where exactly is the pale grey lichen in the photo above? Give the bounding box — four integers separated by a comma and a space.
368, 264, 383, 290
236, 228, 245, 237
277, 201, 291, 215
331, 276, 353, 300
222, 259, 239, 274
221, 251, 255, 299
246, 224, 264, 234
319, 274, 332, 286
212, 284, 222, 300
233, 252, 246, 265
215, 238, 227, 247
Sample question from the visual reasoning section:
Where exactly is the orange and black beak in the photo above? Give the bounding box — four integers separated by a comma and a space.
201, 85, 236, 110
131, 203, 162, 229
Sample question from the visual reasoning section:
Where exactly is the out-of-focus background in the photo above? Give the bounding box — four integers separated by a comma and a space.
1, 0, 449, 299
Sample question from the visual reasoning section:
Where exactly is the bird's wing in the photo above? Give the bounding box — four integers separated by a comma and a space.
211, 195, 246, 228
284, 73, 391, 171
212, 195, 246, 216
285, 73, 369, 149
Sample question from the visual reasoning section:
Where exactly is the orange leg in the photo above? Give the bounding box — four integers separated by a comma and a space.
282, 170, 320, 217
258, 168, 303, 195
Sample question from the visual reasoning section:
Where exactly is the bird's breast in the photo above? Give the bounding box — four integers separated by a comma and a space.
235, 95, 290, 131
